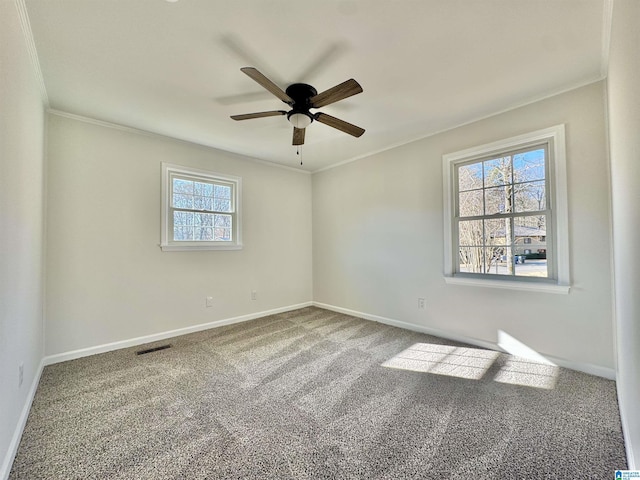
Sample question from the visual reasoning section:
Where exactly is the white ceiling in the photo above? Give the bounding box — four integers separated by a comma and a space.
24, 0, 609, 172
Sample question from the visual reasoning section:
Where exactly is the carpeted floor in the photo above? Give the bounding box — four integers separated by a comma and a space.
9, 307, 627, 479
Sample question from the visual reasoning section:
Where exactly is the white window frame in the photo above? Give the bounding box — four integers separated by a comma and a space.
442, 125, 569, 294
160, 163, 242, 251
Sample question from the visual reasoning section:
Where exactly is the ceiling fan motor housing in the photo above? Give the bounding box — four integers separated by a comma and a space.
286, 83, 317, 127
285, 83, 318, 107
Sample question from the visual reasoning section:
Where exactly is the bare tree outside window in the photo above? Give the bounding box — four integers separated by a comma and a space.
171, 178, 233, 242
456, 147, 548, 278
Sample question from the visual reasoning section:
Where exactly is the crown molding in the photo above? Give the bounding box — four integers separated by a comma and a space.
313, 77, 606, 174
600, 0, 614, 78
14, 0, 49, 107
46, 109, 310, 175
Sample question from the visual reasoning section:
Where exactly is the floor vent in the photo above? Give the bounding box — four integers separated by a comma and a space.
136, 344, 172, 356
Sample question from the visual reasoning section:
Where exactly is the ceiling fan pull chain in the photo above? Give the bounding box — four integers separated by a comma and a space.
297, 145, 303, 165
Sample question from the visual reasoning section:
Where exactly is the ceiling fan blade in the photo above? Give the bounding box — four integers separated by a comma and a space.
240, 67, 293, 104
292, 127, 305, 146
314, 112, 365, 137
310, 79, 363, 108
230, 110, 287, 121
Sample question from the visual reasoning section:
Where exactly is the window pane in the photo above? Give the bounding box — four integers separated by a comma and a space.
172, 178, 193, 194
459, 246, 485, 273
484, 185, 512, 215
484, 218, 513, 276
194, 182, 214, 197
484, 218, 509, 246
214, 227, 231, 241
458, 163, 483, 192
483, 248, 505, 275
215, 184, 232, 199
214, 214, 232, 227
458, 220, 483, 247
514, 253, 548, 277
194, 213, 214, 226
515, 181, 546, 213
513, 215, 548, 277
173, 211, 193, 226
514, 215, 546, 239
484, 157, 511, 187
194, 227, 214, 241
213, 199, 232, 212
173, 226, 193, 241
173, 193, 194, 209
194, 196, 214, 211
194, 196, 204, 210
459, 189, 483, 217
513, 149, 545, 182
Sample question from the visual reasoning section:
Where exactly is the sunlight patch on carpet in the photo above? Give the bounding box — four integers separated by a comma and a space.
382, 342, 559, 389
493, 357, 558, 389
381, 343, 500, 380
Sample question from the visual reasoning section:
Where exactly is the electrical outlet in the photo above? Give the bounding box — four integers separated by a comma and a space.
206, 296, 214, 308
251, 290, 257, 301
18, 363, 24, 388
418, 298, 426, 310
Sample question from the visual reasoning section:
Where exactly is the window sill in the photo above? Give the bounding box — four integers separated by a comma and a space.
444, 275, 570, 294
160, 243, 243, 252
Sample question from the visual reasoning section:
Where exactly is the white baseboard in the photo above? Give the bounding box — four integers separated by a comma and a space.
622, 421, 638, 470
312, 302, 616, 380
543, 353, 616, 380
618, 384, 638, 470
44, 302, 313, 366
1, 357, 45, 480
313, 302, 499, 351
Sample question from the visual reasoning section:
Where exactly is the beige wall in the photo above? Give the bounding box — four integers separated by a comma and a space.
313, 82, 615, 372
0, 1, 46, 474
608, 0, 640, 468
45, 114, 312, 356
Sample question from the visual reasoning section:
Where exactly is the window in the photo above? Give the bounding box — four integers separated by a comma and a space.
443, 125, 569, 293
161, 163, 242, 251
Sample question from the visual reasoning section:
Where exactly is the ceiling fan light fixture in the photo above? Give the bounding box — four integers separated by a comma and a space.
287, 112, 313, 129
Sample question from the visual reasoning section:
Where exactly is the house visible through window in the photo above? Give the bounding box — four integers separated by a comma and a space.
161, 164, 242, 251
442, 125, 569, 293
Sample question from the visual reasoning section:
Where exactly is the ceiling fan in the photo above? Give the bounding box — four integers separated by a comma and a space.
231, 67, 365, 146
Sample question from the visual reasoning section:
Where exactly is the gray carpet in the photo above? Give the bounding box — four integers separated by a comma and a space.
10, 307, 627, 479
